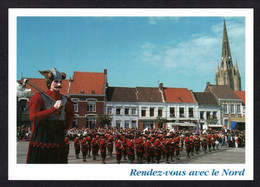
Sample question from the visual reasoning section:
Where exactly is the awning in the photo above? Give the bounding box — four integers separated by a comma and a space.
167, 123, 196, 127
208, 124, 223, 128
231, 121, 238, 130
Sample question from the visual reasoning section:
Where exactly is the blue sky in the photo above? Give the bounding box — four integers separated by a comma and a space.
17, 16, 245, 91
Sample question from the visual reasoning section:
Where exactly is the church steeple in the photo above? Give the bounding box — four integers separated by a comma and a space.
221, 19, 232, 62
215, 19, 242, 91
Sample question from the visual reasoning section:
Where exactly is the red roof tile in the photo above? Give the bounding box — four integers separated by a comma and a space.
69, 71, 106, 95
24, 78, 69, 95
234, 91, 245, 105
164, 88, 196, 103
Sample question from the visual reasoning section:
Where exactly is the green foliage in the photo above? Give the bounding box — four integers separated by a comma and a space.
155, 116, 166, 129
97, 114, 112, 127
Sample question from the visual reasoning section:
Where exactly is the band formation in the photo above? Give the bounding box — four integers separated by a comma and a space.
68, 127, 245, 164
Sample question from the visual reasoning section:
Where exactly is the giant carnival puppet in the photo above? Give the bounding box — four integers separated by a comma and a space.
26, 68, 75, 163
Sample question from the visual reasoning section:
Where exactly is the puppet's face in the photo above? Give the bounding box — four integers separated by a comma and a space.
50, 79, 62, 92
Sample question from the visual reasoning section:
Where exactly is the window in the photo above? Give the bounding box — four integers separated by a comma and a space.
206, 112, 211, 120
200, 111, 205, 120
125, 121, 130, 129
150, 108, 154, 117
86, 118, 96, 129
213, 111, 217, 118
71, 99, 79, 112
230, 104, 235, 114
237, 104, 241, 114
116, 121, 121, 128
223, 104, 228, 114
116, 108, 121, 115
132, 121, 136, 129
73, 103, 78, 112
132, 108, 137, 115
87, 101, 96, 112
158, 108, 163, 117
189, 108, 194, 117
180, 107, 184, 118
107, 107, 112, 115
125, 108, 130, 115
224, 119, 228, 127
141, 109, 146, 117
170, 107, 175, 117
19, 99, 28, 111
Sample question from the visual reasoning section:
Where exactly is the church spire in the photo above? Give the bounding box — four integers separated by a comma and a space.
215, 20, 242, 91
235, 58, 239, 72
216, 60, 219, 72
221, 19, 232, 61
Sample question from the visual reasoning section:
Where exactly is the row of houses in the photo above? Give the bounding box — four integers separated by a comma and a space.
17, 69, 245, 130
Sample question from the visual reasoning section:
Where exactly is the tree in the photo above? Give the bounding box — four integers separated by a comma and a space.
97, 114, 112, 127
155, 116, 166, 129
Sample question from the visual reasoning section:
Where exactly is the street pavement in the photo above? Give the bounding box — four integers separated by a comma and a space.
17, 141, 245, 164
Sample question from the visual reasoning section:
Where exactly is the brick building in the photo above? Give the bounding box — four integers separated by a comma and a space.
17, 69, 108, 129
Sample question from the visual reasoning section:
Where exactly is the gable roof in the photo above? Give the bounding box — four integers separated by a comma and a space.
136, 87, 163, 102
23, 78, 69, 95
164, 88, 196, 103
106, 87, 137, 102
69, 71, 106, 95
193, 92, 218, 106
234, 91, 245, 105
205, 85, 240, 100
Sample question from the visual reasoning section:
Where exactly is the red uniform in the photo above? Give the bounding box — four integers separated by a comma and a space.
207, 134, 213, 152
154, 139, 162, 164
174, 135, 181, 160
99, 138, 107, 164
144, 140, 152, 164
121, 137, 127, 160
189, 136, 194, 156
64, 137, 70, 160
86, 135, 92, 157
194, 135, 201, 154
184, 136, 191, 158
115, 140, 124, 164
202, 135, 208, 153
74, 138, 80, 159
81, 138, 89, 162
162, 139, 170, 163
126, 139, 135, 164
135, 137, 144, 163
107, 136, 114, 157
169, 138, 175, 162
91, 138, 99, 160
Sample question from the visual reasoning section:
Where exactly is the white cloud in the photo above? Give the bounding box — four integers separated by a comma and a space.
137, 20, 245, 78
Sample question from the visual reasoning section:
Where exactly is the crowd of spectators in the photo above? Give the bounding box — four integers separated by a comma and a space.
17, 125, 31, 141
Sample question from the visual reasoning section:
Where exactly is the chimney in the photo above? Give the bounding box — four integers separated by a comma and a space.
159, 83, 163, 91
104, 69, 107, 75
206, 82, 210, 87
